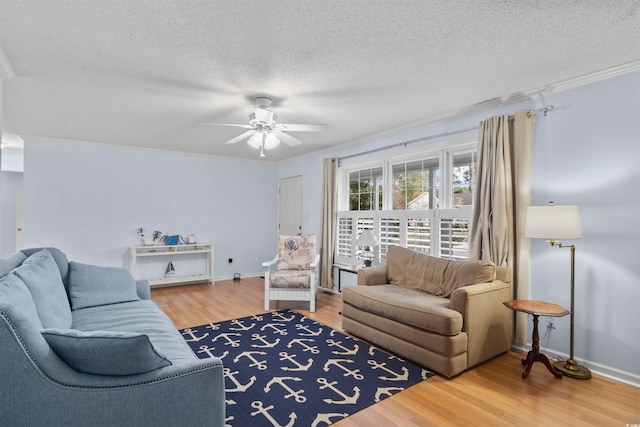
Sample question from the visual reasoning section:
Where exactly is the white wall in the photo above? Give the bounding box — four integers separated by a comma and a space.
0, 171, 22, 256
23, 138, 278, 279
277, 71, 640, 382
0, 77, 4, 255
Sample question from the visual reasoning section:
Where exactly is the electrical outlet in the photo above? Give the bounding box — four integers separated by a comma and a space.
228, 258, 233, 263
546, 319, 555, 330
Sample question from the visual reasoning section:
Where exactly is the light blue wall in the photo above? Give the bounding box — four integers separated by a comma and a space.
17, 71, 639, 381
529, 72, 640, 381
23, 138, 278, 279
277, 71, 640, 381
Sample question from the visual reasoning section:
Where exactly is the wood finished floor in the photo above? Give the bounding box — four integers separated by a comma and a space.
152, 277, 640, 427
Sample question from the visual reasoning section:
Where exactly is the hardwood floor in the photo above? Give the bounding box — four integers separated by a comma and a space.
152, 277, 640, 427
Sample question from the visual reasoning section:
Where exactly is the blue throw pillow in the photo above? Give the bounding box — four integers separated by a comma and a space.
41, 328, 172, 375
12, 249, 72, 329
69, 262, 140, 310
0, 273, 44, 330
0, 252, 27, 277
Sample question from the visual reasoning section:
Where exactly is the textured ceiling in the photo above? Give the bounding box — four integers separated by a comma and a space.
1, 1, 639, 161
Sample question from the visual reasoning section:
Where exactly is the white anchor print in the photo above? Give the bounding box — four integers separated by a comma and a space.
250, 401, 296, 427
264, 376, 307, 403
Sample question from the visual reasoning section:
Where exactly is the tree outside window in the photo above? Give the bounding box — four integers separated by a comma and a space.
349, 167, 382, 210
392, 158, 439, 210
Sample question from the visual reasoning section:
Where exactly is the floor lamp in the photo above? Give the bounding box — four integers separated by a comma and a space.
524, 202, 592, 379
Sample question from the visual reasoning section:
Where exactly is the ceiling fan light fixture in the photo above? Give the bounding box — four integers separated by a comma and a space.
254, 108, 275, 125
246, 132, 263, 149
264, 132, 280, 149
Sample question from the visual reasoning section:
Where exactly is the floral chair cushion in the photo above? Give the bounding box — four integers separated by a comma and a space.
276, 234, 316, 271
269, 270, 311, 288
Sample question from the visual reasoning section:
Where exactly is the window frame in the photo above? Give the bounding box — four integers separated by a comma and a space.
336, 140, 477, 265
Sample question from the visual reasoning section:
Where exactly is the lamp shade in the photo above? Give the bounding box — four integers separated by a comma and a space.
524, 204, 582, 240
246, 132, 263, 149
263, 132, 280, 149
356, 229, 379, 247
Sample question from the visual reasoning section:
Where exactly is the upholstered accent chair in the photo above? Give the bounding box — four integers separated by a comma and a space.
263, 234, 320, 312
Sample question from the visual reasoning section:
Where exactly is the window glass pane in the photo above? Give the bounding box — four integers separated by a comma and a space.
452, 152, 475, 208
349, 167, 382, 211
392, 158, 439, 210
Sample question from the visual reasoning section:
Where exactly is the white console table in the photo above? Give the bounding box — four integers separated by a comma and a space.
129, 244, 213, 287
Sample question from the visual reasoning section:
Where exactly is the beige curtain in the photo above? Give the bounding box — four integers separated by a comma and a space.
470, 110, 537, 345
319, 158, 338, 290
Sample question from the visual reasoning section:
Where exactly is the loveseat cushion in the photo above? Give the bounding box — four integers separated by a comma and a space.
0, 252, 27, 277
69, 262, 140, 310
269, 270, 311, 288
12, 249, 72, 329
386, 245, 496, 297
41, 328, 172, 375
342, 284, 463, 336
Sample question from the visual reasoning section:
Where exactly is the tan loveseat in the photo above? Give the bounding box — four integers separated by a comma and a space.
342, 245, 512, 377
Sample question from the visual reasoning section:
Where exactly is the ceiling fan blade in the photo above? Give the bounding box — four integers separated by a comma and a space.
276, 131, 303, 147
224, 130, 256, 145
196, 121, 255, 129
278, 123, 329, 132
277, 123, 328, 132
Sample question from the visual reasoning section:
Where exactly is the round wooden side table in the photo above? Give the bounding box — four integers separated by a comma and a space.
503, 299, 570, 379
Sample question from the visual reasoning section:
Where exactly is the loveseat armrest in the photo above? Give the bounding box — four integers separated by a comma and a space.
136, 279, 151, 300
450, 280, 513, 368
357, 265, 388, 286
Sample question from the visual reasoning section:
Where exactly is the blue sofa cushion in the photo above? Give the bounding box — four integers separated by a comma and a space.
41, 328, 172, 375
69, 262, 140, 310
0, 252, 27, 277
12, 249, 72, 329
72, 300, 197, 363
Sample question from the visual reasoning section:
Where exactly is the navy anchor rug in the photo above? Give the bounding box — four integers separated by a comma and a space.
180, 310, 433, 426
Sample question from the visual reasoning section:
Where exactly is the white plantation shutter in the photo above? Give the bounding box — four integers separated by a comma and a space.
406, 216, 432, 255
335, 209, 471, 265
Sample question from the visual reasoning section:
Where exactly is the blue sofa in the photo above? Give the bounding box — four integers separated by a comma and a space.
0, 248, 225, 427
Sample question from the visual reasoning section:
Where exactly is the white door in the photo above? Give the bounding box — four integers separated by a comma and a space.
278, 176, 303, 236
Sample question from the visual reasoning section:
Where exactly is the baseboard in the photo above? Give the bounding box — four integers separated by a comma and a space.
511, 343, 640, 388
318, 287, 341, 295
214, 272, 262, 281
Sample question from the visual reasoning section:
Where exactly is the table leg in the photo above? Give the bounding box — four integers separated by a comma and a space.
522, 314, 562, 379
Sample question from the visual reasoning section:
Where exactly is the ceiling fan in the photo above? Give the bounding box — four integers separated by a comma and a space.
197, 97, 328, 158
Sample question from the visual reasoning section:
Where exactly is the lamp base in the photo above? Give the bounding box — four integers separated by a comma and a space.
553, 359, 591, 380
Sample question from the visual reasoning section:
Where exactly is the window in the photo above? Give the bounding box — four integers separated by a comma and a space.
337, 143, 476, 265
392, 157, 439, 210
452, 152, 475, 208
348, 167, 383, 210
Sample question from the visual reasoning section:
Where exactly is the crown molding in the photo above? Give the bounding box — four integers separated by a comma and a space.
525, 59, 640, 97
0, 45, 16, 80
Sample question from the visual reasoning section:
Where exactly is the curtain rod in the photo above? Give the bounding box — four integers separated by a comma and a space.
338, 126, 478, 165
338, 106, 555, 165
